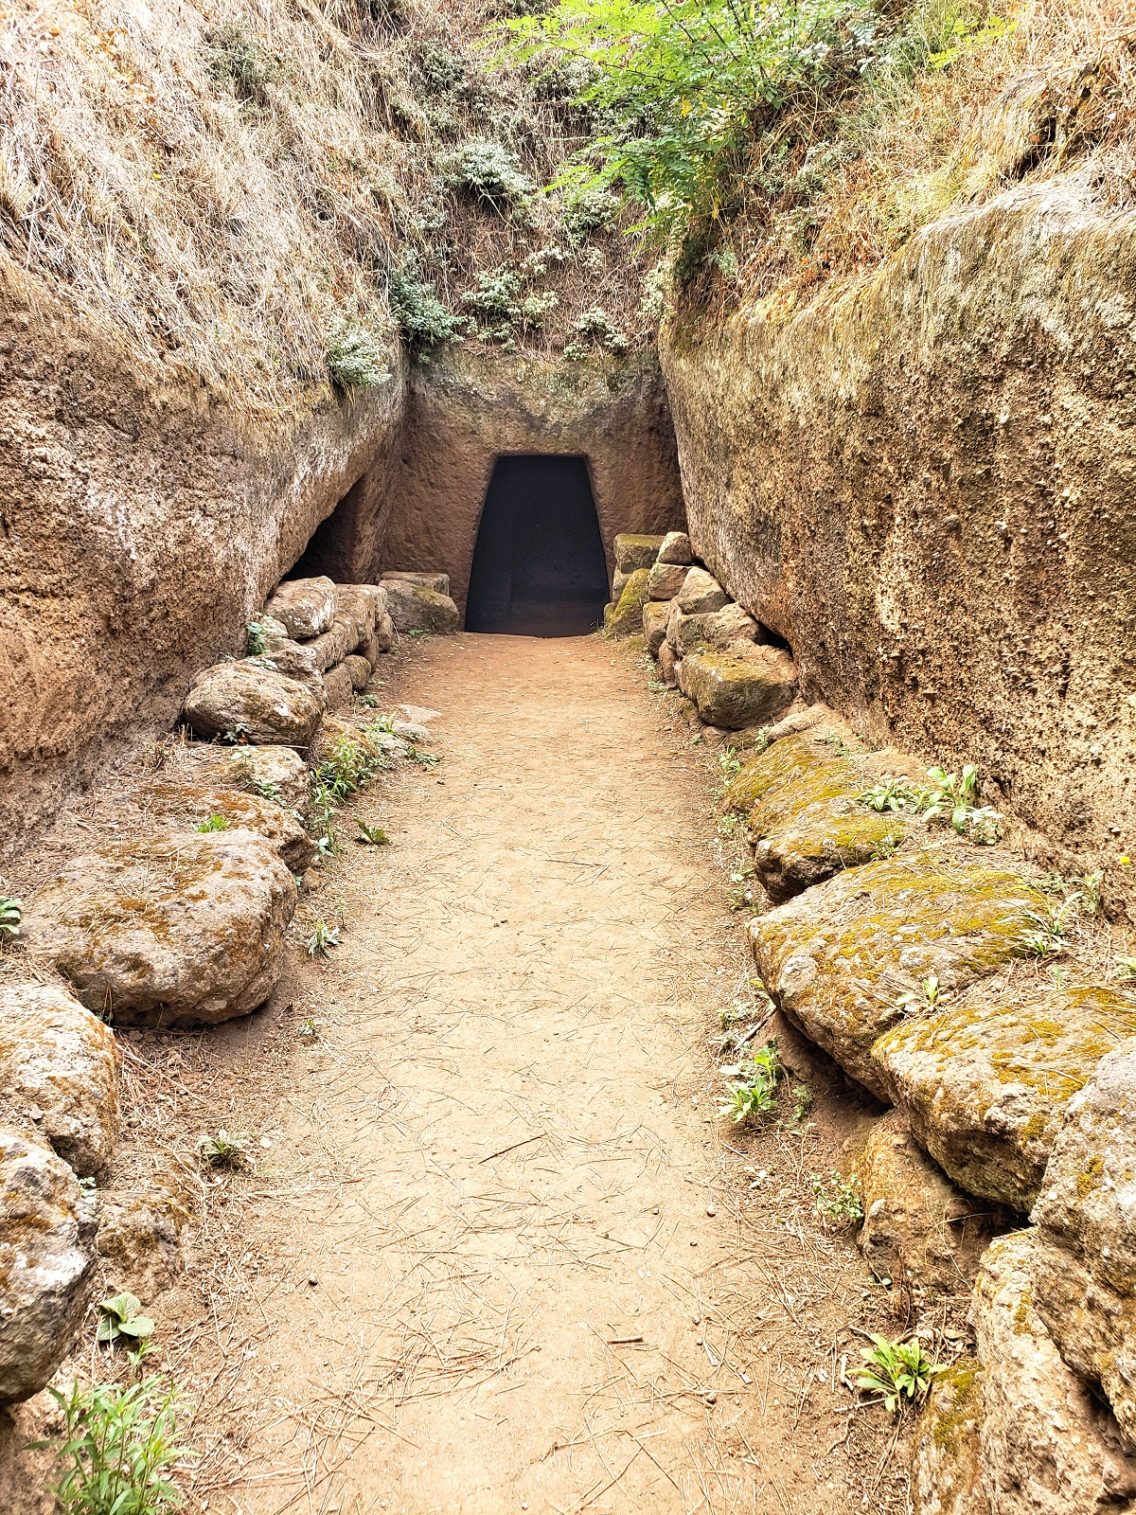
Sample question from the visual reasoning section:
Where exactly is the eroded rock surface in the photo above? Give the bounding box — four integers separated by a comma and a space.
322, 662, 355, 711
140, 780, 316, 873
647, 561, 689, 601
603, 568, 651, 638
25, 831, 297, 1027
657, 531, 692, 565
264, 576, 338, 640
0, 984, 120, 1177
642, 601, 672, 655
384, 581, 461, 635
0, 1132, 93, 1404
613, 533, 663, 573
676, 567, 729, 615
345, 654, 372, 692
183, 660, 323, 748
875, 985, 1136, 1212
750, 850, 1049, 1098
97, 1173, 193, 1298
668, 603, 759, 657
382, 571, 450, 594
679, 646, 796, 729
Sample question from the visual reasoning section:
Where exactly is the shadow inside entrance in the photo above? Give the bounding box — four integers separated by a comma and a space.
465, 456, 609, 637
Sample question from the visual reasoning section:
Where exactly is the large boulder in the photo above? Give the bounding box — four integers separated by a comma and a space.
613, 533, 663, 573
657, 530, 693, 566
0, 984, 120, 1177
308, 613, 362, 672
24, 831, 297, 1028
642, 601, 672, 656
382, 571, 450, 595
603, 568, 650, 638
255, 629, 325, 696
647, 561, 690, 601
335, 584, 382, 647
138, 781, 316, 873
875, 985, 1136, 1212
676, 567, 729, 615
169, 742, 311, 816
1032, 1041, 1136, 1448
383, 581, 460, 635
264, 576, 337, 640
0, 1132, 93, 1404
182, 660, 323, 748
750, 850, 1050, 1098
680, 646, 797, 729
913, 1231, 1136, 1514
852, 1111, 993, 1306
668, 603, 758, 656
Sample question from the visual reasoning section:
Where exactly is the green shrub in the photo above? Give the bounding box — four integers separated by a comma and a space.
41, 1376, 184, 1515
567, 307, 628, 354
326, 327, 392, 389
851, 1334, 940, 1412
462, 266, 558, 345
443, 139, 533, 207
389, 267, 466, 352
562, 187, 618, 242
207, 24, 280, 104
718, 1040, 782, 1123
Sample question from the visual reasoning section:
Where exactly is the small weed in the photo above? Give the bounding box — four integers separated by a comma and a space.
40, 1376, 184, 1515
297, 1017, 320, 1040
97, 1292, 155, 1349
789, 1083, 813, 1127
0, 896, 22, 940
196, 1129, 251, 1170
355, 821, 391, 847
443, 139, 533, 207
389, 265, 466, 353
1022, 900, 1076, 957
208, 23, 280, 103
850, 1334, 940, 1413
220, 724, 250, 746
326, 326, 392, 389
248, 777, 284, 806
245, 621, 268, 656
719, 1040, 782, 1124
307, 921, 341, 958
717, 747, 743, 782
194, 814, 230, 834
897, 973, 946, 1014
1114, 957, 1136, 983
717, 812, 742, 840
812, 1171, 864, 1226
858, 764, 1001, 843
406, 745, 440, 768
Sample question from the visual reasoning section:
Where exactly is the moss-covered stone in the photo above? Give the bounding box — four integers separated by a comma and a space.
182, 659, 324, 748
913, 1360, 988, 1515
749, 850, 1050, 1098
383, 581, 460, 635
722, 729, 856, 813
614, 533, 664, 573
603, 567, 651, 637
874, 985, 1136, 1212
681, 646, 796, 729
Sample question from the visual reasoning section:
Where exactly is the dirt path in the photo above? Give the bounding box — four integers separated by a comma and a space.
174, 635, 906, 1515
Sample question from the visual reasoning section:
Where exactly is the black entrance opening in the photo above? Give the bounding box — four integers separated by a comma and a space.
465, 456, 608, 636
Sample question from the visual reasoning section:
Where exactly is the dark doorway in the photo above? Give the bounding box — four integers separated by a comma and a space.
466, 456, 608, 636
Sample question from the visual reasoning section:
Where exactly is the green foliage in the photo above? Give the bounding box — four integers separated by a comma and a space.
0, 895, 22, 940
197, 1129, 251, 1170
897, 972, 946, 1014
812, 1171, 863, 1225
850, 1334, 940, 1412
929, 9, 1016, 69
97, 1293, 155, 1349
717, 746, 743, 782
41, 1376, 184, 1515
208, 23, 281, 103
566, 307, 628, 355
326, 326, 392, 389
857, 763, 1000, 843
719, 1039, 782, 1123
388, 266, 466, 353
461, 265, 558, 347
307, 921, 342, 957
500, 0, 885, 242
245, 621, 268, 656
220, 723, 251, 746
194, 814, 230, 834
442, 139, 533, 207
297, 1017, 320, 1040
355, 821, 391, 846
562, 186, 619, 242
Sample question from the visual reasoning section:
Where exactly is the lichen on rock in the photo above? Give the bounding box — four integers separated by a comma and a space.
603, 567, 651, 638
680, 645, 796, 729
182, 659, 324, 748
383, 581, 460, 635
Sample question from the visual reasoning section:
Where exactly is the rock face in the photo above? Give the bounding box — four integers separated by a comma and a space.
140, 780, 316, 874
657, 531, 692, 565
264, 576, 338, 639
750, 850, 1049, 1098
344, 654, 372, 692
913, 1231, 1136, 1515
383, 580, 461, 635
1031, 1041, 1136, 1448
334, 583, 384, 646
642, 601, 672, 655
171, 743, 311, 816
679, 646, 797, 729
875, 985, 1136, 1213
382, 571, 450, 594
660, 183, 1136, 915
24, 831, 297, 1028
0, 1132, 93, 1404
853, 1111, 992, 1305
603, 568, 651, 638
668, 603, 758, 656
647, 561, 689, 601
0, 984, 120, 1177
321, 661, 355, 711
182, 660, 323, 748
365, 613, 396, 660
676, 567, 729, 615
614, 533, 664, 573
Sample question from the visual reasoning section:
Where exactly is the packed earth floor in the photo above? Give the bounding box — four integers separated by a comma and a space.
97, 634, 912, 1514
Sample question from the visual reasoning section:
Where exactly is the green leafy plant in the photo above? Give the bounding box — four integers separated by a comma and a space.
717, 747, 743, 782
307, 921, 341, 958
97, 1293, 155, 1349
389, 265, 466, 353
857, 764, 1000, 843
812, 1171, 863, 1225
406, 745, 441, 769
789, 1083, 813, 1126
442, 138, 533, 207
297, 1017, 320, 1040
194, 814, 230, 834
196, 1129, 251, 1170
219, 723, 250, 746
850, 1334, 940, 1412
897, 972, 946, 1014
355, 821, 391, 847
0, 895, 22, 940
719, 1040, 782, 1123
1114, 957, 1136, 983
40, 1376, 184, 1515
326, 326, 392, 389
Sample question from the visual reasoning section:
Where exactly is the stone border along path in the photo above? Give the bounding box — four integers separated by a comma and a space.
622, 531, 1136, 1511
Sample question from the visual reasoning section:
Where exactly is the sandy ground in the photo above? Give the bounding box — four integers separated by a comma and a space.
2, 633, 911, 1514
